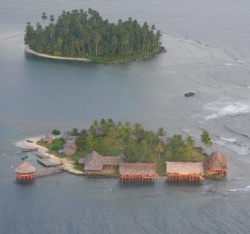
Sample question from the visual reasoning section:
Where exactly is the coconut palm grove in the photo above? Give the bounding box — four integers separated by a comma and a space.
24, 8, 165, 63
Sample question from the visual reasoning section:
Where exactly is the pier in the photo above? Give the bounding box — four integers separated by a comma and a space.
37, 158, 62, 167
36, 166, 64, 178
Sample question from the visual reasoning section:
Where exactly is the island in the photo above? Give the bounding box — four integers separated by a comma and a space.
15, 119, 227, 182
24, 9, 165, 63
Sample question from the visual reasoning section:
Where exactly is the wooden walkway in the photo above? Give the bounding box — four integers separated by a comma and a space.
37, 158, 62, 167
36, 166, 64, 178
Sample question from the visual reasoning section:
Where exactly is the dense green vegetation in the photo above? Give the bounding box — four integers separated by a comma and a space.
39, 119, 205, 175
37, 138, 64, 151
24, 9, 165, 63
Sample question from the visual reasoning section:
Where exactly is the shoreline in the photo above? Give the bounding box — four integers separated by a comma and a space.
15, 136, 167, 178
15, 136, 220, 180
16, 136, 84, 175
24, 45, 166, 64
24, 45, 91, 62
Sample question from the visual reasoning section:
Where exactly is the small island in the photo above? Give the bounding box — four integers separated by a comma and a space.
13, 119, 226, 182
24, 9, 165, 63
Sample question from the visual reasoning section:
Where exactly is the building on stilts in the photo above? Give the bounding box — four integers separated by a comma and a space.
166, 162, 204, 182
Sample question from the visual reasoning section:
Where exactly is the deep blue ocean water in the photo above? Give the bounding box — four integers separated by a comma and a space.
1, 1, 250, 233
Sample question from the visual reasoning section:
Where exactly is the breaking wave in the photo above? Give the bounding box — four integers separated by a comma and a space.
219, 137, 236, 143
203, 99, 250, 120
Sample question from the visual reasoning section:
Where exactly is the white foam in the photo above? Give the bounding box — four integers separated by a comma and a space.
186, 40, 194, 44
225, 63, 234, 66
220, 137, 236, 143
229, 185, 250, 192
203, 100, 250, 120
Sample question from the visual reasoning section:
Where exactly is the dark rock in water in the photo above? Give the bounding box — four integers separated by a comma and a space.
184, 92, 195, 97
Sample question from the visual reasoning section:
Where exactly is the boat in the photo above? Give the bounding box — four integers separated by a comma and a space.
27, 140, 33, 143
22, 155, 28, 160
21, 147, 38, 152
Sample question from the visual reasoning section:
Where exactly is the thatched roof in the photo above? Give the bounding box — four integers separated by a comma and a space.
119, 163, 156, 175
166, 162, 204, 175
103, 155, 125, 166
78, 151, 126, 170
43, 135, 53, 144
63, 142, 77, 150
15, 161, 37, 173
83, 151, 103, 171
62, 131, 71, 140
63, 147, 76, 156
207, 151, 227, 169
64, 135, 77, 143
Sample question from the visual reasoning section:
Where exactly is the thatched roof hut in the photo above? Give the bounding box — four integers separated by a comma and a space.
15, 161, 37, 173
119, 163, 156, 175
63, 142, 77, 151
82, 151, 103, 171
78, 151, 125, 171
63, 147, 76, 156
166, 162, 204, 182
43, 135, 53, 144
119, 163, 156, 181
102, 155, 125, 166
62, 131, 71, 140
64, 135, 77, 144
166, 162, 204, 175
62, 133, 77, 156
207, 151, 227, 174
15, 161, 37, 180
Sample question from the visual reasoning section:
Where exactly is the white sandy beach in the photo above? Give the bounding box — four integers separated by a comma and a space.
16, 136, 84, 175
25, 45, 91, 62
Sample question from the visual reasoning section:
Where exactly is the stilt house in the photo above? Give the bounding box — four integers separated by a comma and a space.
166, 162, 204, 182
119, 163, 156, 182
15, 161, 37, 181
207, 151, 227, 175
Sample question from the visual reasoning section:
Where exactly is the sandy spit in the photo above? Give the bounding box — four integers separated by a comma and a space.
25, 45, 91, 62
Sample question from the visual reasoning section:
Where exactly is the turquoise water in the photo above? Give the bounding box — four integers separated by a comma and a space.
1, 0, 250, 233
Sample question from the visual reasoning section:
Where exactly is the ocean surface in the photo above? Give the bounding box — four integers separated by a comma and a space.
1, 0, 250, 233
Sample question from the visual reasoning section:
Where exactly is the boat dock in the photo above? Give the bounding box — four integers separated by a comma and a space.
37, 158, 62, 167
36, 166, 64, 178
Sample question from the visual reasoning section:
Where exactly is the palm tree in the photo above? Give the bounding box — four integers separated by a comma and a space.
94, 32, 102, 56
41, 12, 47, 26
56, 37, 63, 54
154, 143, 164, 159
186, 135, 195, 160
157, 127, 166, 137
50, 15, 55, 24
48, 24, 54, 41
200, 130, 212, 152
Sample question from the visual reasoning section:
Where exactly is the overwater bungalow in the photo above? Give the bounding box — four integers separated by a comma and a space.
15, 161, 37, 180
207, 151, 227, 175
119, 163, 156, 182
166, 162, 204, 182
78, 151, 125, 173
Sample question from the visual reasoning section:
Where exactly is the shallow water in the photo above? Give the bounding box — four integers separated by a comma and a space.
1, 0, 250, 233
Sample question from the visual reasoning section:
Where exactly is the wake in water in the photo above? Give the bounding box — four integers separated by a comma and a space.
229, 185, 250, 193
